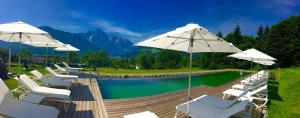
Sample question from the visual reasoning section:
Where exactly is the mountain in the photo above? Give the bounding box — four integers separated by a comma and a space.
39, 26, 135, 56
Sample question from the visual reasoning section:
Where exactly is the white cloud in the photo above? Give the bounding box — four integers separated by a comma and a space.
261, 0, 298, 15
69, 11, 88, 19
90, 19, 142, 37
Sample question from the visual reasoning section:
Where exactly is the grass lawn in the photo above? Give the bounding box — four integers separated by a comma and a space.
267, 67, 300, 117
9, 65, 48, 75
3, 64, 48, 90
3, 78, 19, 90
84, 67, 208, 74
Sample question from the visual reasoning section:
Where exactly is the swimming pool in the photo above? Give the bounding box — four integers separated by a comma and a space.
98, 71, 249, 99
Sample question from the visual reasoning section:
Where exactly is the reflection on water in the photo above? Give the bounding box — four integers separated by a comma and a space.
98, 71, 249, 99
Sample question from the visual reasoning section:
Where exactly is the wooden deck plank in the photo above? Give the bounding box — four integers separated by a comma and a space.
41, 78, 108, 118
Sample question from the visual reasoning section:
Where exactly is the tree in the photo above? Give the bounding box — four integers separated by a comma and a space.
216, 31, 223, 38
0, 53, 8, 79
0, 48, 8, 63
20, 50, 32, 70
227, 24, 243, 46
135, 50, 154, 69
255, 26, 264, 50
265, 15, 300, 67
110, 58, 122, 70
154, 50, 182, 69
68, 52, 80, 64
81, 51, 109, 70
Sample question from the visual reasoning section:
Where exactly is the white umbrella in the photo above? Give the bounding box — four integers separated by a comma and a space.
0, 21, 57, 74
135, 23, 241, 115
228, 48, 276, 67
54, 44, 79, 63
23, 40, 65, 66
228, 48, 276, 83
228, 48, 276, 61
254, 60, 275, 66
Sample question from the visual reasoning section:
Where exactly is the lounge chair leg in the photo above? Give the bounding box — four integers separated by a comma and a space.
64, 100, 67, 112
174, 110, 179, 118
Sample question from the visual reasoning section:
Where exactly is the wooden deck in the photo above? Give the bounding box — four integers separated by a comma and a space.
44, 78, 108, 118
104, 76, 264, 118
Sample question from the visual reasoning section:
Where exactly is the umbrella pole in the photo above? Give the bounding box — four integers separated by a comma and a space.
67, 51, 69, 63
250, 59, 253, 83
187, 51, 193, 116
45, 46, 48, 66
8, 47, 11, 71
18, 33, 22, 76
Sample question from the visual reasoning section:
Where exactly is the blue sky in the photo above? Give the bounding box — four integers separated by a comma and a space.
0, 0, 299, 42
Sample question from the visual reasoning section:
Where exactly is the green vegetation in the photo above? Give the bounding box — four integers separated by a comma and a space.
2, 64, 48, 90
3, 77, 19, 90
265, 16, 300, 67
9, 64, 48, 75
86, 67, 206, 74
268, 67, 300, 117
81, 51, 110, 70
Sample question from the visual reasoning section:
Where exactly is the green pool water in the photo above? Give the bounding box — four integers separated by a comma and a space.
98, 71, 249, 99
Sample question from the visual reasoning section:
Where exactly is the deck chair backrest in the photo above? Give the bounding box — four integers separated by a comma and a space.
62, 62, 70, 68
246, 85, 267, 97
46, 67, 58, 75
0, 79, 9, 105
226, 90, 248, 108
19, 75, 40, 91
54, 64, 64, 71
30, 70, 43, 79
0, 79, 15, 105
220, 101, 248, 118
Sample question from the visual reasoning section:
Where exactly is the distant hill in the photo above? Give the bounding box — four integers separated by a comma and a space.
39, 26, 135, 56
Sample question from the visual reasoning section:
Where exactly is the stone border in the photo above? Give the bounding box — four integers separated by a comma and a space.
82, 69, 251, 78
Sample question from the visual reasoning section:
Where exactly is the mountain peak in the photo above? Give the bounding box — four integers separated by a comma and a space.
40, 26, 134, 56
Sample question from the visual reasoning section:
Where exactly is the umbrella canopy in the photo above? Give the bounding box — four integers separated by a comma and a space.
23, 41, 63, 48
135, 23, 241, 116
228, 48, 276, 62
0, 21, 55, 42
23, 40, 66, 66
254, 60, 275, 66
54, 44, 79, 63
54, 44, 79, 52
0, 21, 57, 74
135, 23, 241, 53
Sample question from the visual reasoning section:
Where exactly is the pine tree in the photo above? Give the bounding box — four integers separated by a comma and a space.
233, 24, 242, 46
216, 31, 223, 38
265, 15, 300, 67
255, 26, 265, 50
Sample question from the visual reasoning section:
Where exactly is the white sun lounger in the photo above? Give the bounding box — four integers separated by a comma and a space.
54, 64, 67, 72
124, 111, 159, 118
0, 78, 59, 118
62, 62, 83, 71
55, 64, 80, 74
175, 95, 250, 118
232, 80, 267, 91
31, 70, 72, 88
19, 74, 71, 111
223, 85, 267, 99
46, 67, 78, 80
